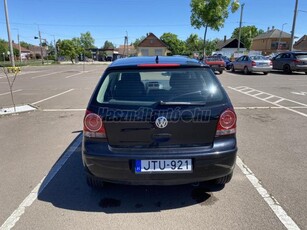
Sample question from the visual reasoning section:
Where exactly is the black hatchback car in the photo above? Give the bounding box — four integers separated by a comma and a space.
82, 56, 237, 187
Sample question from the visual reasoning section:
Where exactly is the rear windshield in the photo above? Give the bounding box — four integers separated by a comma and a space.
295, 53, 307, 59
96, 68, 225, 105
250, 56, 266, 60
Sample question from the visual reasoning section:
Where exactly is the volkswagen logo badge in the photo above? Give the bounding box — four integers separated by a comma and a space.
155, 116, 168, 129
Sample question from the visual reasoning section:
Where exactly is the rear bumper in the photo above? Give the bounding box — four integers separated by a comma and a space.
82, 137, 237, 185
251, 66, 272, 72
210, 66, 225, 72
293, 65, 307, 72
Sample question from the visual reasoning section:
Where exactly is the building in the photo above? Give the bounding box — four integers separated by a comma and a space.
293, 35, 307, 51
251, 28, 292, 55
216, 37, 246, 58
28, 45, 48, 58
137, 33, 169, 56
117, 45, 137, 57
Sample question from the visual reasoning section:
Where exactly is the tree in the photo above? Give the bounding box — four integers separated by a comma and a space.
186, 34, 204, 55
102, 40, 115, 49
160, 33, 186, 55
80, 32, 95, 58
204, 38, 221, 55
231, 26, 264, 50
58, 39, 79, 63
0, 39, 8, 60
190, 0, 240, 55
20, 41, 32, 49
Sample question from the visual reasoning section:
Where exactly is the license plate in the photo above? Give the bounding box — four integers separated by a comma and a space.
135, 159, 192, 173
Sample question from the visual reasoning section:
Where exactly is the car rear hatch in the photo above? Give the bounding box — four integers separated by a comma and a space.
86, 66, 231, 148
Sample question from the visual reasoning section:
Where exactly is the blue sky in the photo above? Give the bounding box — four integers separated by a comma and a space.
1, 0, 306, 48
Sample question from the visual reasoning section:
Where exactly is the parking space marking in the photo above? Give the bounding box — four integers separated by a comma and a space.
43, 108, 85, 112
0, 89, 23, 96
31, 89, 74, 105
31, 71, 68, 79
236, 157, 300, 230
229, 86, 307, 118
0, 135, 82, 230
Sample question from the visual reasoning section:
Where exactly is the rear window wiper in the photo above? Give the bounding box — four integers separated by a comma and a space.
159, 101, 207, 105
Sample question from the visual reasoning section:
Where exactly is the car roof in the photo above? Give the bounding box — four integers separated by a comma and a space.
108, 56, 205, 68
278, 51, 307, 54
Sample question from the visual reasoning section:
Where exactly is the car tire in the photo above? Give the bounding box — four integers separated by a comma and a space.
305, 72, 307, 75
243, 66, 249, 75
263, 72, 269, 75
219, 70, 223, 74
231, 66, 235, 72
214, 172, 233, 185
86, 174, 105, 189
283, 64, 292, 74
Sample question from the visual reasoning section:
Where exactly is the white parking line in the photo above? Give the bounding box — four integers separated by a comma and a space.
0, 89, 23, 96
236, 157, 300, 230
31, 89, 74, 105
43, 108, 85, 112
229, 86, 307, 118
65, 69, 96, 79
0, 135, 82, 230
31, 71, 66, 79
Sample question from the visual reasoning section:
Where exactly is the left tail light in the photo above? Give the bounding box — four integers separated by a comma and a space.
251, 61, 256, 66
83, 110, 106, 138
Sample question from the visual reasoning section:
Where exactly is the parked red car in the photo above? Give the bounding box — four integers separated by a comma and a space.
204, 56, 225, 74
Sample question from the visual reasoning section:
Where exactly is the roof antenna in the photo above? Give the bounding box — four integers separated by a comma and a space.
155, 56, 159, 64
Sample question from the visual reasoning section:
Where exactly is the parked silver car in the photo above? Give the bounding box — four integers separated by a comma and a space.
271, 52, 307, 74
231, 55, 272, 75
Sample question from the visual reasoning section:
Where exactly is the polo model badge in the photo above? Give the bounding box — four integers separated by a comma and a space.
155, 116, 168, 129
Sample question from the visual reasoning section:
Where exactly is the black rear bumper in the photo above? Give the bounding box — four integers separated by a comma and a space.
82, 137, 237, 185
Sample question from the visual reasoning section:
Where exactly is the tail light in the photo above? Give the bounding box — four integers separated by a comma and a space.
251, 61, 256, 66
216, 109, 237, 137
269, 61, 272, 66
83, 110, 106, 138
293, 59, 300, 64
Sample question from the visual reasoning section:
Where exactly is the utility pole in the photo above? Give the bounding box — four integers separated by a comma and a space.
124, 31, 128, 57
4, 0, 15, 67
237, 3, 245, 53
39, 30, 44, 64
290, 0, 298, 51
53, 36, 58, 61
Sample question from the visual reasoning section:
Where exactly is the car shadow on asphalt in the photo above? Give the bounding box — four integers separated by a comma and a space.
38, 133, 225, 213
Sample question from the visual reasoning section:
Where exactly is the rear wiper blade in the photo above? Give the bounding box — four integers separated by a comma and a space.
159, 101, 206, 105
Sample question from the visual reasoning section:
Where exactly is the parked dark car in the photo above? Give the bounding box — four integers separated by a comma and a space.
271, 51, 307, 74
231, 55, 272, 75
221, 56, 233, 70
82, 56, 237, 188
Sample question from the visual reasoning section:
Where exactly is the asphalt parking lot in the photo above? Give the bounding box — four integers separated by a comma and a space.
0, 65, 306, 230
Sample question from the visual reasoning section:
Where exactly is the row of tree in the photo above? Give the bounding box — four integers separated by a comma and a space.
132, 25, 264, 57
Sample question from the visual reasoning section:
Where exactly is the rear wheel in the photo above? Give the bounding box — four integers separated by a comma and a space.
243, 66, 249, 75
231, 66, 235, 72
214, 172, 233, 185
283, 64, 292, 74
219, 70, 223, 74
305, 72, 307, 75
263, 72, 269, 75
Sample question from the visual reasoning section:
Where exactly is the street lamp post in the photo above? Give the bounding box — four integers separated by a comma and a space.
237, 3, 245, 53
278, 23, 287, 51
4, 0, 15, 67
